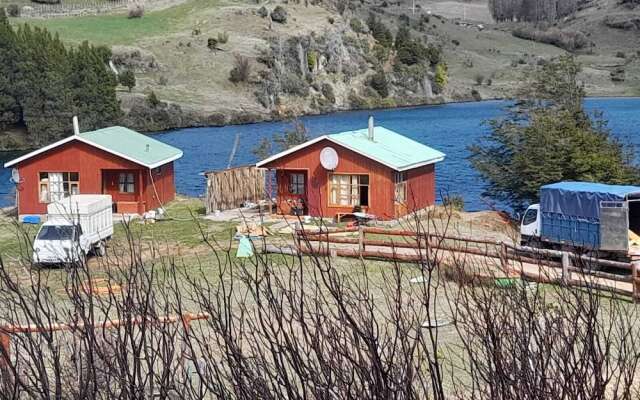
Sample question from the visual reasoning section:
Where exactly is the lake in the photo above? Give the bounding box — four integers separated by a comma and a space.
1, 98, 639, 211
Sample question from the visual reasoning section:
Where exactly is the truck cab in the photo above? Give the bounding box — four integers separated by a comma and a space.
520, 204, 541, 246
33, 221, 90, 265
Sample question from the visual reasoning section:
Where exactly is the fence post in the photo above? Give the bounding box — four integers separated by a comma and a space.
500, 242, 508, 271
632, 256, 640, 303
561, 252, 571, 286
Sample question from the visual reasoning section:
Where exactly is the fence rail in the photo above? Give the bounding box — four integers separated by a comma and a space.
290, 224, 640, 300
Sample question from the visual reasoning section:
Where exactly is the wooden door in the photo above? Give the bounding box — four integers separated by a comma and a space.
102, 170, 138, 203
277, 170, 307, 215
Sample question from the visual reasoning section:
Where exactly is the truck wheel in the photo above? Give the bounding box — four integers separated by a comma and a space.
95, 242, 106, 257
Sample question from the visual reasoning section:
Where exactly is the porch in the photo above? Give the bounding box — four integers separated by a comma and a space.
101, 169, 146, 215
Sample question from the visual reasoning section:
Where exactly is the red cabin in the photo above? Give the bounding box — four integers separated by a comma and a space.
4, 126, 182, 219
257, 121, 445, 220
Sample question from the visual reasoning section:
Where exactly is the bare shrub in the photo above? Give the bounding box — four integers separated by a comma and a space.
229, 53, 251, 84
217, 31, 229, 44
0, 204, 639, 399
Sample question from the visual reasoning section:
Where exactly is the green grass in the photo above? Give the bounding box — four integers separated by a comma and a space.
15, 0, 218, 46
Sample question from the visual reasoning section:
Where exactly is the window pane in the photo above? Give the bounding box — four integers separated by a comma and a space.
360, 175, 369, 185
40, 172, 48, 180
127, 173, 134, 184
70, 172, 79, 181
40, 184, 49, 202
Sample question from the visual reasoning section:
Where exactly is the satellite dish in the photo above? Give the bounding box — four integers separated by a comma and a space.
320, 147, 339, 170
10, 168, 20, 184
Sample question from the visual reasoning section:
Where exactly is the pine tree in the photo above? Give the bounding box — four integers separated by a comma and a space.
15, 25, 74, 145
469, 56, 640, 212
118, 69, 136, 92
68, 42, 121, 131
0, 12, 21, 127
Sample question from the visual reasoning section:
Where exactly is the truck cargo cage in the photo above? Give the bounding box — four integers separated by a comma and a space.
599, 201, 628, 252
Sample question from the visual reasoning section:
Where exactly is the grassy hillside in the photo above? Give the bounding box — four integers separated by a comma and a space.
2, 0, 639, 139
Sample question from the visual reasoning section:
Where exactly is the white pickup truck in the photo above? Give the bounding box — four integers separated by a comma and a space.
33, 195, 113, 265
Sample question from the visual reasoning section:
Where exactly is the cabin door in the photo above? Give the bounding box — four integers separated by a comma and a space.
394, 172, 408, 218
102, 170, 140, 212
277, 170, 307, 215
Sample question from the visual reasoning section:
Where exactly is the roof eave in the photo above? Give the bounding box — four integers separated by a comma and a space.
256, 135, 330, 168
148, 152, 183, 169
3, 135, 182, 170
3, 136, 78, 168
397, 156, 446, 171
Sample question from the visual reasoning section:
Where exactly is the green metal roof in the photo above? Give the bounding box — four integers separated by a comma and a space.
4, 126, 182, 169
327, 127, 445, 171
79, 126, 182, 168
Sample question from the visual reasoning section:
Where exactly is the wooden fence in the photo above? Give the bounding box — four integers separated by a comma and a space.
283, 225, 640, 301
205, 166, 266, 213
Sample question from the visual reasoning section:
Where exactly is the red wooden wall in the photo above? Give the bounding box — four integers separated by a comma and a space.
14, 140, 175, 216
261, 139, 436, 220
405, 164, 436, 214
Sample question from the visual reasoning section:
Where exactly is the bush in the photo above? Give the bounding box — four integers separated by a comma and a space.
369, 70, 389, 98
146, 91, 160, 108
321, 83, 335, 104
257, 6, 268, 17
158, 75, 168, 86
434, 63, 448, 93
270, 5, 287, 24
616, 51, 626, 59
118, 69, 136, 92
350, 18, 366, 34
281, 72, 309, 97
217, 31, 229, 44
229, 54, 252, 84
471, 89, 482, 101
442, 194, 464, 211
127, 3, 144, 19
6, 4, 19, 17
372, 44, 390, 64
611, 67, 626, 82
307, 51, 317, 72
327, 16, 334, 24
367, 14, 393, 48
474, 74, 484, 85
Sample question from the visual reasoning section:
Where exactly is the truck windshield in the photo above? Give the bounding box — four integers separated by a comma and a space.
37, 226, 75, 241
523, 209, 538, 225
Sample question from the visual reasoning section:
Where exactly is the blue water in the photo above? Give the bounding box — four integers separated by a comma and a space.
1, 98, 639, 211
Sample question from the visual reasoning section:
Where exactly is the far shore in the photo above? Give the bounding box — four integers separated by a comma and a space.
1, 95, 640, 153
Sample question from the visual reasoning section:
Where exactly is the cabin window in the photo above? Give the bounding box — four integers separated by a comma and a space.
39, 172, 79, 203
119, 172, 136, 193
288, 173, 305, 195
329, 174, 369, 207
394, 172, 407, 204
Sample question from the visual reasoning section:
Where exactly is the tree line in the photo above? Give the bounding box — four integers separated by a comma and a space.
488, 0, 582, 22
0, 11, 121, 147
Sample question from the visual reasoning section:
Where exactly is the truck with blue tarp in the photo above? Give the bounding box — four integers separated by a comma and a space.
520, 182, 640, 257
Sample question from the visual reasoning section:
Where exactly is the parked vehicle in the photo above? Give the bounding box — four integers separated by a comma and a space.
521, 182, 640, 258
33, 195, 113, 265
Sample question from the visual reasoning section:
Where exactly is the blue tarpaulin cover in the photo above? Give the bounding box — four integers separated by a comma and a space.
540, 182, 640, 219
